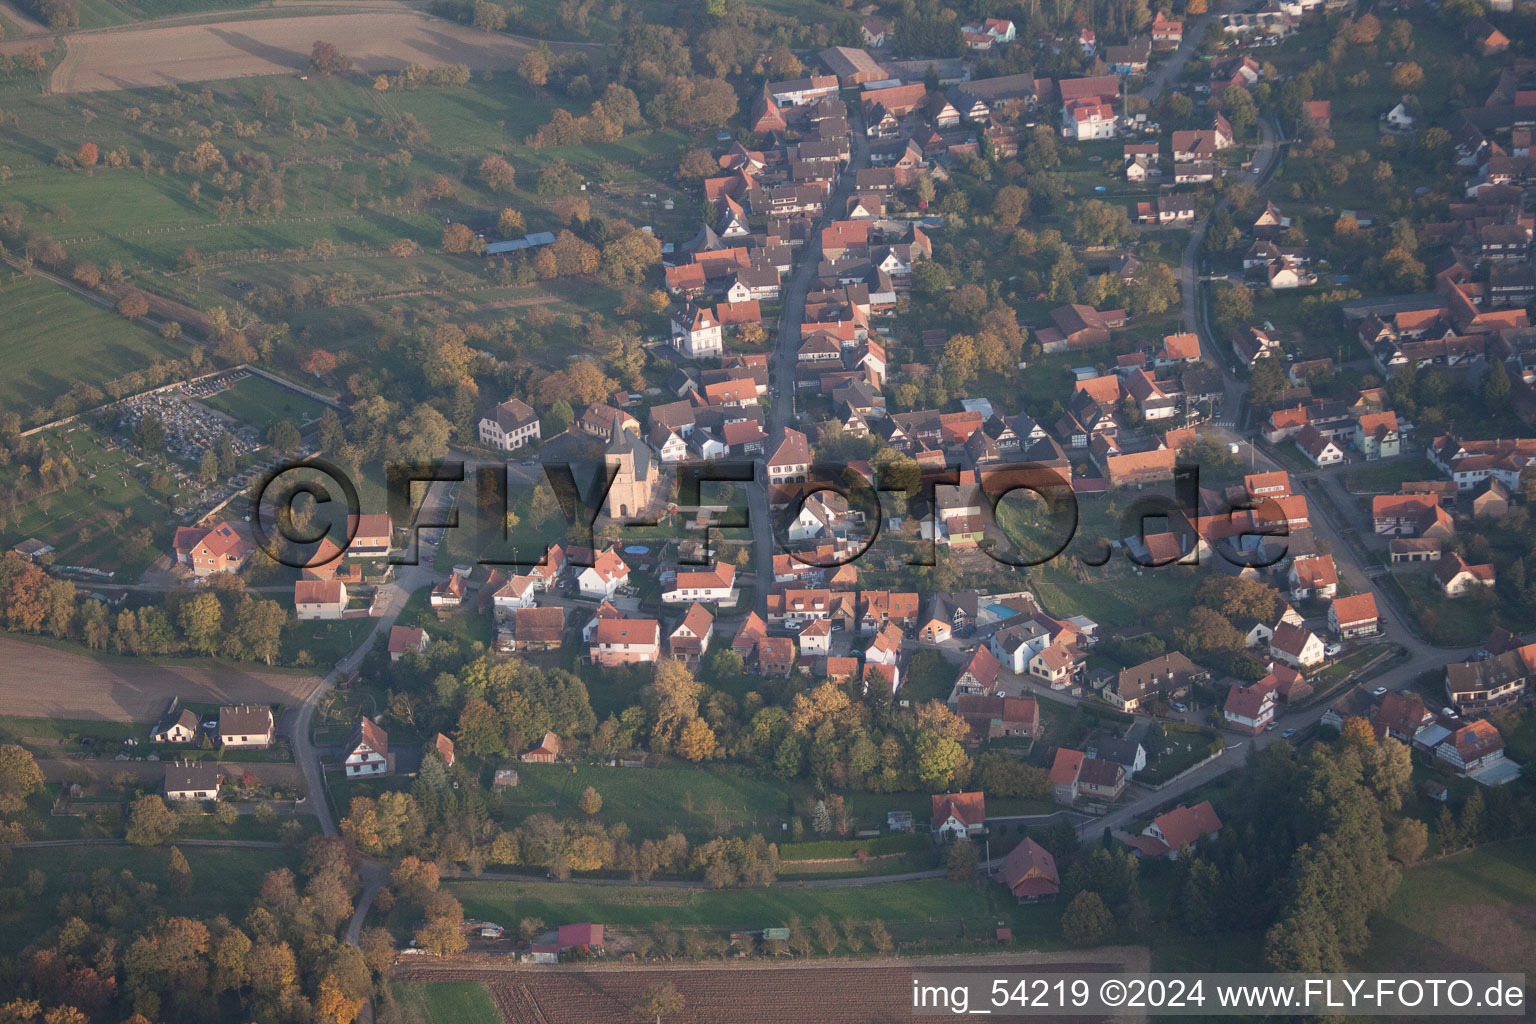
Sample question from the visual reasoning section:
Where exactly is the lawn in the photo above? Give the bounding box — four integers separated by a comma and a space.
1357, 837, 1536, 976
389, 981, 501, 1024
198, 374, 332, 433
497, 762, 793, 841
0, 274, 185, 425
1343, 457, 1438, 494
0, 843, 298, 957
448, 876, 997, 937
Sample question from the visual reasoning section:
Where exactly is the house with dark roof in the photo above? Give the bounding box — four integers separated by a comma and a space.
995, 837, 1059, 903
343, 718, 392, 777
931, 791, 987, 839
164, 761, 221, 802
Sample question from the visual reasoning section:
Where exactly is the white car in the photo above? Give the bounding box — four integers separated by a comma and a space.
1325, 643, 1343, 657
1372, 686, 1388, 697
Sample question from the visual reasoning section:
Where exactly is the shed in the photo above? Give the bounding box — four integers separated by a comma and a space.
493, 767, 520, 789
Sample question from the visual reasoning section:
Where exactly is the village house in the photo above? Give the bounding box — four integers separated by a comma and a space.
1106, 652, 1209, 712
1328, 592, 1380, 639
1436, 720, 1507, 774
1269, 622, 1326, 671
1223, 680, 1279, 733
757, 636, 798, 677
521, 731, 561, 764
1288, 554, 1338, 601
387, 625, 429, 661
150, 708, 200, 745
662, 563, 737, 605
955, 694, 1042, 743
172, 521, 255, 577
510, 607, 565, 652
996, 837, 1059, 903
931, 791, 987, 840
346, 513, 393, 559
342, 718, 392, 777
294, 580, 347, 620
477, 398, 541, 451
667, 603, 714, 663
577, 549, 631, 600
1050, 748, 1127, 805
1029, 643, 1081, 689
1436, 553, 1496, 597
218, 704, 275, 748
1128, 801, 1222, 859
164, 761, 221, 802
589, 618, 661, 667
1444, 646, 1533, 715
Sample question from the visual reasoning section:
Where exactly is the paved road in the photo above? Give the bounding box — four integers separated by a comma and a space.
750, 96, 872, 613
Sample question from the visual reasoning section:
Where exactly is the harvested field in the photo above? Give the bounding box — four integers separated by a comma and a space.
48, 13, 567, 93
0, 635, 322, 722
397, 950, 1151, 1023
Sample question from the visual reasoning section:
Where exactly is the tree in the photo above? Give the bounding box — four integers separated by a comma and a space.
267, 419, 301, 454
1213, 283, 1253, 331
0, 744, 44, 812
497, 208, 526, 239
472, 0, 508, 31
1061, 890, 1114, 947
633, 982, 685, 1023
441, 223, 484, 254
677, 148, 718, 180
1390, 819, 1428, 865
1340, 716, 1376, 748
75, 142, 97, 169
993, 185, 1030, 229
167, 846, 193, 895
675, 716, 719, 761
478, 153, 516, 192
579, 786, 603, 815
518, 50, 549, 87
1483, 360, 1511, 410
1391, 62, 1423, 92
310, 41, 351, 75
116, 290, 150, 319
126, 794, 179, 846
1075, 199, 1132, 246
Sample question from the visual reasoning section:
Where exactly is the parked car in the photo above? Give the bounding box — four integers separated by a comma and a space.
1325, 643, 1343, 657
1372, 686, 1388, 697
1282, 728, 1296, 739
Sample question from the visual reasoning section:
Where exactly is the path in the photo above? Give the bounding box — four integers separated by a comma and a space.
751, 94, 872, 613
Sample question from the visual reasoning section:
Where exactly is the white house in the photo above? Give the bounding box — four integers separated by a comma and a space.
661, 563, 737, 604
1268, 622, 1326, 670
164, 761, 220, 802
477, 398, 541, 451
492, 574, 539, 612
931, 792, 986, 840
1223, 682, 1278, 734
1062, 101, 1116, 140
990, 621, 1052, 673
798, 619, 832, 656
670, 304, 723, 360
343, 718, 392, 777
294, 580, 346, 620
577, 550, 631, 600
1385, 101, 1415, 131
218, 704, 275, 748
151, 708, 200, 745
1288, 554, 1338, 601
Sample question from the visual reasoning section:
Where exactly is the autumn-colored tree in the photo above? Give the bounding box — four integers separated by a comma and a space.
441, 223, 484, 254
71, 262, 101, 288
75, 142, 97, 169
167, 846, 193, 895
116, 290, 150, 319
315, 977, 365, 1024
578, 785, 603, 815
677, 148, 719, 180
478, 153, 517, 192
0, 744, 44, 813
302, 348, 339, 376
518, 49, 549, 87
389, 238, 419, 257
310, 40, 351, 75
675, 717, 719, 761
126, 794, 179, 846
471, 0, 508, 31
497, 208, 526, 238
1339, 715, 1376, 747
1061, 890, 1114, 947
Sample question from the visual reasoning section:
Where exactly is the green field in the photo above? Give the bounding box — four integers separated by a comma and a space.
0, 843, 299, 956
389, 981, 501, 1024
1358, 837, 1536, 975
199, 373, 332, 432
499, 762, 793, 840
0, 275, 185, 424
449, 876, 1002, 937
1343, 457, 1439, 494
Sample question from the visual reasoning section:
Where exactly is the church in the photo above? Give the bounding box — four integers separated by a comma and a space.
605, 428, 663, 521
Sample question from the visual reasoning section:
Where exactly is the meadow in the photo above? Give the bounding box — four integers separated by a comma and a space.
389, 981, 501, 1024
198, 372, 332, 431
0, 273, 185, 421
1358, 837, 1536, 976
